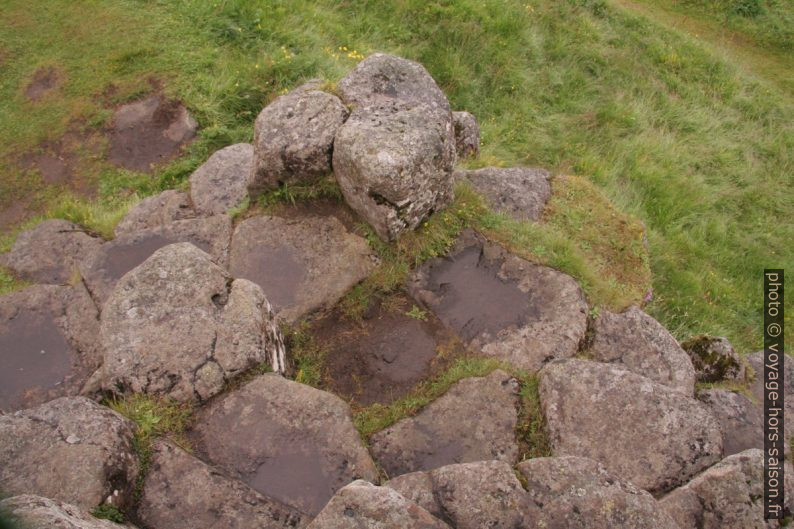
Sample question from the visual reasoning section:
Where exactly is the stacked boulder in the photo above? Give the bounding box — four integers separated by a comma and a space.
0, 53, 785, 529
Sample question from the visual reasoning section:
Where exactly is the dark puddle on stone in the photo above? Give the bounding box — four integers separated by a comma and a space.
424, 244, 530, 341
230, 244, 307, 312
247, 449, 334, 516
102, 234, 210, 281
314, 292, 468, 405
0, 310, 73, 411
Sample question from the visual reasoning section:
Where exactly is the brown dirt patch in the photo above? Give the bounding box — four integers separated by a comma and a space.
313, 292, 469, 406
25, 66, 63, 101
107, 94, 197, 173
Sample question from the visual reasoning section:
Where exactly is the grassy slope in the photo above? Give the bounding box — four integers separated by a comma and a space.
0, 0, 791, 351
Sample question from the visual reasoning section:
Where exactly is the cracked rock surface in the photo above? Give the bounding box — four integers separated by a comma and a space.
80, 215, 232, 308
307, 480, 450, 529
99, 243, 285, 402
0, 495, 135, 529
229, 214, 376, 322
588, 306, 696, 396
369, 369, 520, 477
139, 440, 307, 529
0, 219, 102, 284
451, 111, 480, 159
0, 283, 100, 412
540, 359, 723, 494
0, 397, 139, 511
192, 374, 378, 516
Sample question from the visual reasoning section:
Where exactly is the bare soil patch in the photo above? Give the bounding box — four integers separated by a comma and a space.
25, 66, 62, 101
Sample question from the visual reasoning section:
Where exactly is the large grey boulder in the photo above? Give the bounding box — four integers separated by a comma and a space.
192, 374, 378, 515
588, 306, 696, 395
229, 214, 376, 322
306, 480, 450, 529
540, 359, 723, 493
387, 461, 539, 529
409, 230, 588, 371
682, 335, 746, 383
189, 143, 254, 215
660, 449, 793, 529
114, 190, 195, 237
333, 99, 456, 241
99, 243, 285, 402
463, 167, 551, 222
80, 215, 232, 307
698, 388, 764, 457
451, 111, 479, 159
517, 456, 680, 529
0, 495, 134, 529
0, 397, 139, 511
337, 53, 451, 112
0, 284, 100, 412
139, 440, 306, 529
248, 84, 348, 196
369, 369, 519, 477
0, 219, 102, 284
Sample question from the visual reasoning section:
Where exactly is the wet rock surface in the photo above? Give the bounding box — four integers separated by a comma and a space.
108, 94, 197, 172
307, 480, 450, 529
660, 449, 793, 529
337, 53, 451, 112
100, 243, 285, 402
369, 369, 520, 477
0, 397, 139, 511
462, 167, 551, 222
317, 293, 467, 405
80, 215, 232, 307
588, 306, 696, 395
249, 84, 347, 195
114, 190, 195, 237
540, 359, 723, 493
682, 335, 746, 383
517, 456, 680, 529
0, 284, 100, 412
333, 99, 455, 242
192, 374, 378, 515
388, 460, 539, 529
410, 230, 588, 371
229, 214, 375, 322
698, 388, 764, 456
0, 219, 102, 284
139, 440, 306, 529
0, 495, 134, 529
189, 143, 253, 215
451, 111, 480, 159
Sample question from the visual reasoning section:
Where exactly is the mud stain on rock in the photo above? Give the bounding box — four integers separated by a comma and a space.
107, 94, 197, 173
0, 310, 73, 411
25, 66, 62, 101
420, 244, 531, 341
230, 245, 306, 312
315, 292, 468, 406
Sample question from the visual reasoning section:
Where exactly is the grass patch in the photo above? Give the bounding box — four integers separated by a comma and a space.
516, 373, 552, 460
282, 321, 330, 388
0, 267, 29, 296
259, 175, 343, 209
106, 394, 193, 503
48, 194, 139, 239
91, 504, 125, 524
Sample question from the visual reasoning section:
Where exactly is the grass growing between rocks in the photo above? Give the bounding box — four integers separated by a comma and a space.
2, 0, 791, 352
106, 394, 193, 504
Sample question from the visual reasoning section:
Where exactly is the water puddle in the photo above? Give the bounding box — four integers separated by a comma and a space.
247, 449, 336, 516
230, 245, 307, 311
423, 245, 530, 341
0, 310, 73, 411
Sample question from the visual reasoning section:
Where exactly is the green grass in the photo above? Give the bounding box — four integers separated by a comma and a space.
0, 0, 791, 351
106, 394, 193, 504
